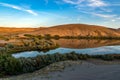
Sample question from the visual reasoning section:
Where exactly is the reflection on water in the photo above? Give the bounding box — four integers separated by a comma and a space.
12, 39, 120, 58
13, 46, 120, 58
53, 39, 120, 49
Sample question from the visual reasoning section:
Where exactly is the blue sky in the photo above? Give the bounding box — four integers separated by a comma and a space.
0, 0, 120, 28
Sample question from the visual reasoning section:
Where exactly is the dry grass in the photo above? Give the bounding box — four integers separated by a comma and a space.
0, 27, 37, 36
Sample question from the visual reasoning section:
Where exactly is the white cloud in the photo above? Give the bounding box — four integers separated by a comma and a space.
63, 0, 108, 7
92, 13, 116, 18
92, 13, 120, 22
79, 10, 118, 22
25, 10, 38, 16
63, 0, 120, 22
0, 2, 38, 16
87, 0, 108, 7
111, 19, 116, 22
62, 0, 110, 13
63, 0, 84, 4
0, 2, 22, 10
78, 10, 116, 18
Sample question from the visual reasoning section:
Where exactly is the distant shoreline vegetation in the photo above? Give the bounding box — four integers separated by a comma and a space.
0, 52, 120, 77
0, 37, 59, 54
24, 34, 120, 40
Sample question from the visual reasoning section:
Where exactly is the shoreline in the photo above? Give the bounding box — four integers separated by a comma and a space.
1, 60, 120, 80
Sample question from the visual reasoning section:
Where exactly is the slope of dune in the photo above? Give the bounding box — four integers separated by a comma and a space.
28, 24, 120, 37
0, 27, 37, 35
0, 24, 120, 37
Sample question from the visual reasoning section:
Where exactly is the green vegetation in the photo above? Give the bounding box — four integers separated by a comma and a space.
0, 52, 120, 77
0, 37, 59, 54
0, 54, 22, 76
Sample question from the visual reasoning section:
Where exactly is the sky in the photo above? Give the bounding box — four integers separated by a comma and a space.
0, 0, 120, 28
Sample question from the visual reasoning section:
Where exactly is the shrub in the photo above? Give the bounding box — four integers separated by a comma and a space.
0, 54, 22, 76
53, 35, 60, 40
101, 55, 114, 61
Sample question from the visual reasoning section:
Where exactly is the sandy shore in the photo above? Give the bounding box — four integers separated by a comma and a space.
1, 60, 120, 80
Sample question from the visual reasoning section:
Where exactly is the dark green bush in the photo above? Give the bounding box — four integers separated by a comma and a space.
101, 55, 114, 61
0, 54, 22, 76
53, 35, 60, 40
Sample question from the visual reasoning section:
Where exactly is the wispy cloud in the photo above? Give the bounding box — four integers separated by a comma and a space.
62, 0, 120, 13
63, 0, 108, 7
0, 2, 38, 16
62, 0, 111, 14
79, 10, 119, 22
87, 0, 108, 7
93, 13, 120, 22
25, 10, 38, 16
92, 13, 117, 18
62, 0, 120, 22
63, 0, 84, 5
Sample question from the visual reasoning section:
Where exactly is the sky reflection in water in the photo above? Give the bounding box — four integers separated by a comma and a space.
12, 46, 120, 58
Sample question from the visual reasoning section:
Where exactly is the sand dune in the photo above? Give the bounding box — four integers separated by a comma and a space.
25, 24, 120, 37
1, 24, 120, 37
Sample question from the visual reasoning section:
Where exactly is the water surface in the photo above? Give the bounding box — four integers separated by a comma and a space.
12, 39, 120, 58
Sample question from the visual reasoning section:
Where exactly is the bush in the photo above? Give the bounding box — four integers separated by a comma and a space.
0, 54, 22, 76
53, 35, 60, 40
24, 34, 33, 38
101, 55, 114, 61
44, 34, 51, 40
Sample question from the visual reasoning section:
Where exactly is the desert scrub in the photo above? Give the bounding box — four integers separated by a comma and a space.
0, 38, 59, 54
0, 54, 22, 77
0, 52, 120, 77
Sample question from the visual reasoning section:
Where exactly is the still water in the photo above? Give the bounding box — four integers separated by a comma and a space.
12, 39, 120, 58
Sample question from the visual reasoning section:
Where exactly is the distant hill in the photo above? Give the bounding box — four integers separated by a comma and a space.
118, 28, 120, 31
0, 24, 120, 37
0, 27, 37, 36
27, 24, 120, 37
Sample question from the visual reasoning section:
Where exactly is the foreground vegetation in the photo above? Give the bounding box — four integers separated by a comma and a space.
0, 52, 120, 77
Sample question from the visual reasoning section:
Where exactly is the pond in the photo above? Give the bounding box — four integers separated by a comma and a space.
12, 39, 120, 58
